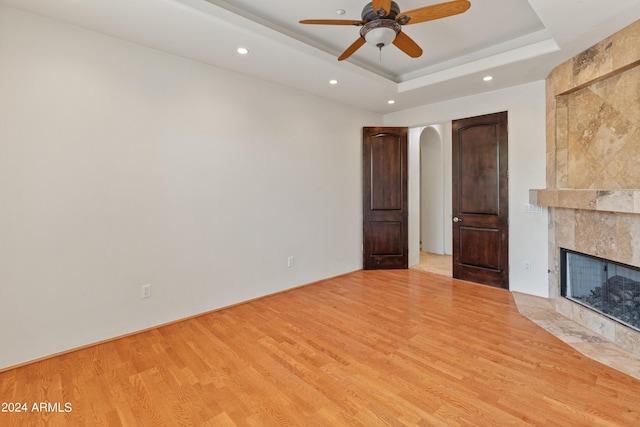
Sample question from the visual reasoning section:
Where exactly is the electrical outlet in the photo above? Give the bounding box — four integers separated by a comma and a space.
287, 256, 294, 268
142, 284, 151, 298
524, 261, 531, 272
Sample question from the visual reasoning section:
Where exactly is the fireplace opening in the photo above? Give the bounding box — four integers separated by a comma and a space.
561, 248, 640, 332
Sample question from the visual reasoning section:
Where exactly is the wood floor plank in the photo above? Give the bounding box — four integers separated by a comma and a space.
2, 269, 640, 426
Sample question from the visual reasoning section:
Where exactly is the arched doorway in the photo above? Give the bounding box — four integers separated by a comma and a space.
420, 126, 445, 254
409, 124, 453, 276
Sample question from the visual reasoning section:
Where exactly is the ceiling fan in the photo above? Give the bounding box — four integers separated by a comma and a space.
300, 0, 471, 61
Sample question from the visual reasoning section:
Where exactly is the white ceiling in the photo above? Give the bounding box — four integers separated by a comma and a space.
2, 0, 639, 113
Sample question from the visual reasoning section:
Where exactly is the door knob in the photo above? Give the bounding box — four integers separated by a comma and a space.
453, 217, 463, 223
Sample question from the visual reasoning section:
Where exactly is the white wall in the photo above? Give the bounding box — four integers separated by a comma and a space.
0, 6, 381, 369
407, 128, 421, 267
385, 82, 549, 297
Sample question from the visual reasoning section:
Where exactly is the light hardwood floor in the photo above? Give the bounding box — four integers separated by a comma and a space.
2, 270, 640, 426
412, 252, 453, 277
411, 252, 640, 378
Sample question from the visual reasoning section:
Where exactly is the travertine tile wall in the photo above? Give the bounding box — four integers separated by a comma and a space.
566, 66, 639, 189
544, 20, 640, 354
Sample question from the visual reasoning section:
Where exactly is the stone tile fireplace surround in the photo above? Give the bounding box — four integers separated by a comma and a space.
531, 20, 640, 356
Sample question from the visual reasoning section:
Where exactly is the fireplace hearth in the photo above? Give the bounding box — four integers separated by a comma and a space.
561, 249, 640, 331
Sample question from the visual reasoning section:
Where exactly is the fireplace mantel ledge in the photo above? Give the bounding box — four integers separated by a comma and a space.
529, 189, 640, 214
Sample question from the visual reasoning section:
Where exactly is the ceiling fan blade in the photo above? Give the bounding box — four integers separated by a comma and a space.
338, 37, 366, 61
400, 0, 470, 25
392, 32, 423, 58
372, 0, 392, 16
299, 19, 364, 26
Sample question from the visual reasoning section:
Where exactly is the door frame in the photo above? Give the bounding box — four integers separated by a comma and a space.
407, 124, 453, 267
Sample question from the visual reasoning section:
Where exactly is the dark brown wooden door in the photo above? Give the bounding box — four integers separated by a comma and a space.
363, 127, 408, 270
452, 112, 509, 288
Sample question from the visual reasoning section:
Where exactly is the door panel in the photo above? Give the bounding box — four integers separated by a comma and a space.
459, 125, 500, 215
371, 136, 403, 210
458, 227, 500, 270
452, 112, 508, 288
363, 127, 408, 270
370, 222, 403, 255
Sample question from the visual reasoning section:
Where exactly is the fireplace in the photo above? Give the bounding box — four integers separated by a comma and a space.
561, 249, 640, 332
528, 20, 640, 357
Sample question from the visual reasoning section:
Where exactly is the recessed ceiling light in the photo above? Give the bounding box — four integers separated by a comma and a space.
336, 9, 346, 15
483, 75, 493, 81
387, 100, 395, 104
329, 79, 338, 85
236, 47, 249, 55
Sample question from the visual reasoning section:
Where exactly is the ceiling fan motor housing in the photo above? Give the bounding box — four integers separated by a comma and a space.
361, 1, 401, 21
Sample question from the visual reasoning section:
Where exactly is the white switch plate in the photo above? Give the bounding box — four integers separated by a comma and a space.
523, 203, 543, 213
287, 256, 294, 268
142, 284, 151, 298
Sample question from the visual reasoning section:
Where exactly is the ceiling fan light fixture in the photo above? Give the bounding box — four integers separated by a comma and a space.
360, 19, 400, 48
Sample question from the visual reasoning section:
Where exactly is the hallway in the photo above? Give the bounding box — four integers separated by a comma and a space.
412, 251, 452, 277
